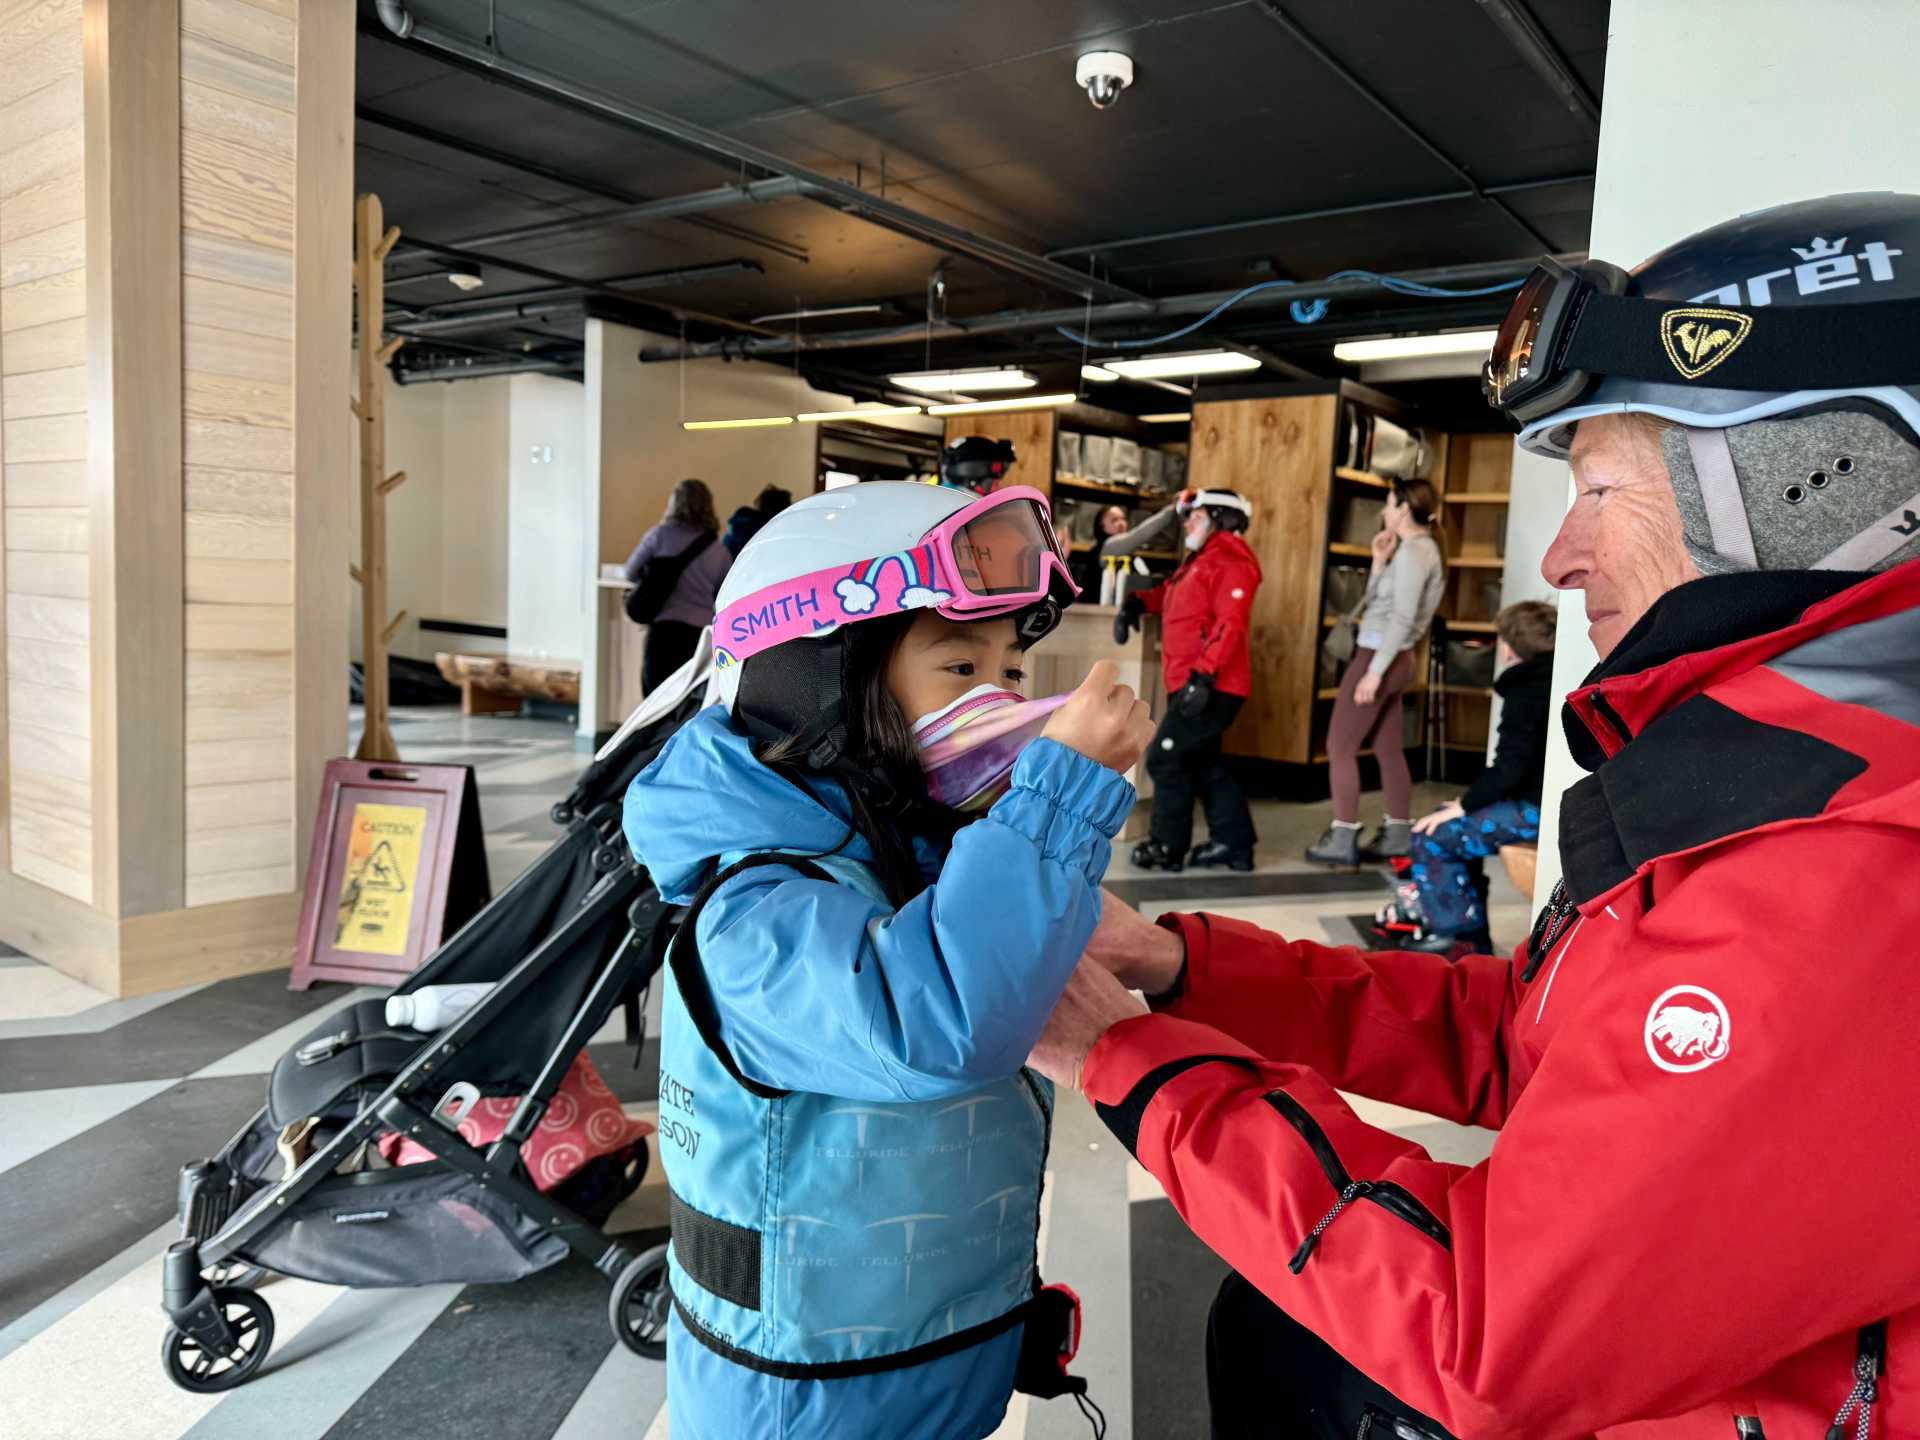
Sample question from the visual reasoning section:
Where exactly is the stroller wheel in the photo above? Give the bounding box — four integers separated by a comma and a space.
161, 1287, 274, 1393
609, 1243, 671, 1360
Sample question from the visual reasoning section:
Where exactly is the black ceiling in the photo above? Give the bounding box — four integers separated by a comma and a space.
357, 0, 1606, 419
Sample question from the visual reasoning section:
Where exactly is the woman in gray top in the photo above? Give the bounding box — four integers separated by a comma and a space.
623, 478, 734, 693
1307, 479, 1446, 867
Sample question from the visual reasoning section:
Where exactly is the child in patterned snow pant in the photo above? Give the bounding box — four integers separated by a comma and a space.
1406, 798, 1541, 948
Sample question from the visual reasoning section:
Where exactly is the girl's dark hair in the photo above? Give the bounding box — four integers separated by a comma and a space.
756, 613, 958, 906
666, 478, 719, 534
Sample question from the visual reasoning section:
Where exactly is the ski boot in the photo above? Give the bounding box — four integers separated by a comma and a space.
1187, 840, 1254, 872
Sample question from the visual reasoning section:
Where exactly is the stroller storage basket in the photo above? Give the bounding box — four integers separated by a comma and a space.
224, 1163, 568, 1289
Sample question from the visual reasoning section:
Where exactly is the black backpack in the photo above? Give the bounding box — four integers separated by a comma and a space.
624, 531, 715, 624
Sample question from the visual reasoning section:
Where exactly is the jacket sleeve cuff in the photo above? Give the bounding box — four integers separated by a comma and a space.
991, 739, 1136, 878
1084, 1014, 1264, 1159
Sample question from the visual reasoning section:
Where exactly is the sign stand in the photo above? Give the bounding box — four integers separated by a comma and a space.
290, 760, 491, 989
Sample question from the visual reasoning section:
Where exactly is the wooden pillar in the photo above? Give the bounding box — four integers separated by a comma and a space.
0, 0, 354, 995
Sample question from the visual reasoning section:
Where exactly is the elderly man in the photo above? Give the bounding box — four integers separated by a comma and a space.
1029, 193, 1920, 1439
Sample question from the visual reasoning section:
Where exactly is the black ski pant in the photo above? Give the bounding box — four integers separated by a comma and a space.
1208, 1271, 1455, 1439
1146, 687, 1255, 854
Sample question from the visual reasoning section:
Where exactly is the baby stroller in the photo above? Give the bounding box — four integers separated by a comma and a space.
159, 645, 712, 1394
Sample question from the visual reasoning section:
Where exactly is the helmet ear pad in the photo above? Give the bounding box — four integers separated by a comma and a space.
736, 630, 853, 769
1205, 506, 1250, 534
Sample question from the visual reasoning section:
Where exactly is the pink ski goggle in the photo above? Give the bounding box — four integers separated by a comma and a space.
713, 486, 1075, 670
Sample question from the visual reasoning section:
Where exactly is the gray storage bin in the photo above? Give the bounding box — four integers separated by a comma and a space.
1082, 433, 1114, 481
1055, 431, 1083, 477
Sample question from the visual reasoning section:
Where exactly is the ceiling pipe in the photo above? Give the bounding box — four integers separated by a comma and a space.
357, 104, 811, 264
389, 299, 592, 336
393, 354, 584, 386
371, 1, 1142, 306
1250, 1, 1554, 251
383, 260, 764, 326
386, 177, 817, 264
638, 257, 1543, 364
1048, 172, 1595, 261
1472, 0, 1601, 127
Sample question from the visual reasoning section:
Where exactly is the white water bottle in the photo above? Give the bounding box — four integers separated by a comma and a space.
385, 982, 494, 1033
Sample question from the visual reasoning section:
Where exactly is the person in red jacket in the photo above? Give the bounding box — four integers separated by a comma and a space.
1028, 193, 1920, 1439
1115, 488, 1263, 873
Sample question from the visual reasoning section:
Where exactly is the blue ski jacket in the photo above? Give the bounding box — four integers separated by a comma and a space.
623, 704, 1133, 1440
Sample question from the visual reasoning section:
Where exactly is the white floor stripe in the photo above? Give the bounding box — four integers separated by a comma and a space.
0, 1248, 341, 1439
550, 1342, 670, 1440
0, 1079, 177, 1176
189, 987, 381, 1079
177, 1282, 464, 1440
0, 1222, 176, 1361
641, 1400, 673, 1440
0, 977, 213, 1041
985, 1167, 1055, 1440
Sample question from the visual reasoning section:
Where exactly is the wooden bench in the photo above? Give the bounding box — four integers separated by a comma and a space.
434, 652, 581, 717
1499, 843, 1539, 901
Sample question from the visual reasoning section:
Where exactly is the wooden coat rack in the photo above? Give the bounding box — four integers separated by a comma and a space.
352, 193, 406, 761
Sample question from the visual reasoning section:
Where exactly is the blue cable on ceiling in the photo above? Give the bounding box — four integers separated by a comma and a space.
1055, 269, 1526, 350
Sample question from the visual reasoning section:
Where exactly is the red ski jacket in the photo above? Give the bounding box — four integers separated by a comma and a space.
1086, 562, 1920, 1439
1135, 530, 1262, 697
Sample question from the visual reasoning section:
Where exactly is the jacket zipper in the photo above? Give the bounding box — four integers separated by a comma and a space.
1827, 1320, 1889, 1440
1521, 879, 1579, 982
1733, 1419, 1764, 1438
1262, 1090, 1450, 1272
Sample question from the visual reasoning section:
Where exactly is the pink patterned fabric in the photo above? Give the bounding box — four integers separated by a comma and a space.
376, 1053, 652, 1191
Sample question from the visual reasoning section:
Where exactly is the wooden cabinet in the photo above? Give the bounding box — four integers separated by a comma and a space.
1186, 392, 1339, 763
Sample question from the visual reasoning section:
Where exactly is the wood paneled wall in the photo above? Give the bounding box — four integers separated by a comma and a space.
1186, 394, 1338, 765
179, 0, 298, 906
1, 0, 91, 902
0, 0, 349, 994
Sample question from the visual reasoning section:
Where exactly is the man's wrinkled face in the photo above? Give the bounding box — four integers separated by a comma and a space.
1543, 415, 1700, 658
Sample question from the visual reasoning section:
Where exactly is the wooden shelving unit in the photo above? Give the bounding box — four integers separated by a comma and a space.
1429, 431, 1515, 771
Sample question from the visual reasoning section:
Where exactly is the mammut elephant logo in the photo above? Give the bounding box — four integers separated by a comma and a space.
1644, 985, 1732, 1073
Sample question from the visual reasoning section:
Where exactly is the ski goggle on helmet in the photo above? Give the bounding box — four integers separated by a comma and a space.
710, 482, 1077, 699
1483, 192, 1920, 458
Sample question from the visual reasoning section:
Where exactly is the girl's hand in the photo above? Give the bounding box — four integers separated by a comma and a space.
1353, 671, 1383, 706
1370, 528, 1399, 569
1412, 799, 1466, 836
1042, 660, 1156, 775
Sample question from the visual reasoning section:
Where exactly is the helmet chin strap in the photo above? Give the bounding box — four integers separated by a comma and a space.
1683, 427, 1759, 571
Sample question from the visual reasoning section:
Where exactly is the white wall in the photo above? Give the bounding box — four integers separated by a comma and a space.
347, 363, 511, 664
1530, 0, 1920, 909
507, 373, 591, 666
579, 319, 874, 736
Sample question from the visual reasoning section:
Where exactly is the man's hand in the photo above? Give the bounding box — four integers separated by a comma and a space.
1412, 799, 1466, 836
1084, 889, 1185, 995
1028, 959, 1148, 1090
1041, 660, 1156, 775
1353, 671, 1383, 706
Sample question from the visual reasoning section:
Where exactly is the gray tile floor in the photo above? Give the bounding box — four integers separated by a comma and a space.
0, 704, 1511, 1440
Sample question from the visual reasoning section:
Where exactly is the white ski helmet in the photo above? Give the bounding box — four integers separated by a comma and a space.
709, 481, 1076, 767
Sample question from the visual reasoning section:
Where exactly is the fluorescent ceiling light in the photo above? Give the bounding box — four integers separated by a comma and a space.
1081, 364, 1121, 383
681, 416, 794, 431
752, 303, 886, 324
1139, 412, 1192, 423
796, 404, 924, 423
888, 368, 1037, 394
1332, 329, 1498, 363
1100, 350, 1261, 380
925, 393, 1077, 417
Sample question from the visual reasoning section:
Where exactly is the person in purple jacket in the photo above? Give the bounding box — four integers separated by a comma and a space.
623, 478, 735, 691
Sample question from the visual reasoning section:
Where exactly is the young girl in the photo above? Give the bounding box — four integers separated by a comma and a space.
624, 481, 1153, 1440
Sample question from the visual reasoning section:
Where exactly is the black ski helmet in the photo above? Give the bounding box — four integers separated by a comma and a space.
1491, 192, 1920, 575
939, 435, 1016, 495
